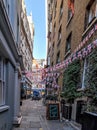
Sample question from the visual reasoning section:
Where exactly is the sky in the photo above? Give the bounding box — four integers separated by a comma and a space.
25, 0, 46, 59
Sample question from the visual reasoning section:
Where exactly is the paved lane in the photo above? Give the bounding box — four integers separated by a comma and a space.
13, 99, 77, 130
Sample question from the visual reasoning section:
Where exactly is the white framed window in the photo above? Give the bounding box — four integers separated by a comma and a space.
81, 58, 89, 89
0, 58, 6, 106
87, 0, 97, 24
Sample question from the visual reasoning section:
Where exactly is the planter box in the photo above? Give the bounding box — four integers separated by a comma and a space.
82, 111, 97, 130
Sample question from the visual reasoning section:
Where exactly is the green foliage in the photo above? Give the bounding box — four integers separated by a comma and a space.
45, 94, 58, 101
85, 49, 97, 103
62, 60, 81, 102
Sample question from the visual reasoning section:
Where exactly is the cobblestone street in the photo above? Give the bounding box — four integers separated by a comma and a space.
13, 99, 77, 130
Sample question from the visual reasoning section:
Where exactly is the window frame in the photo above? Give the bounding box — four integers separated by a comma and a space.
59, 0, 63, 21
68, 8, 73, 21
65, 33, 72, 54
67, 0, 74, 22
0, 58, 6, 106
81, 57, 89, 89
56, 51, 60, 63
54, 1, 57, 19
53, 22, 56, 38
57, 25, 62, 46
86, 0, 97, 26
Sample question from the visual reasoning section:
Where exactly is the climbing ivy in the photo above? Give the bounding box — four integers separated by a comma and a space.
85, 48, 97, 105
62, 60, 81, 103
60, 48, 97, 113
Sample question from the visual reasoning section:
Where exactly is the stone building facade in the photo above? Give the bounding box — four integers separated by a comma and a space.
20, 0, 34, 71
0, 0, 23, 129
46, 0, 97, 124
32, 59, 45, 89
19, 0, 34, 99
0, 0, 34, 129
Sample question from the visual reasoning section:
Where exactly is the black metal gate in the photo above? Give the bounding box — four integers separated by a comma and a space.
61, 100, 72, 120
76, 100, 84, 124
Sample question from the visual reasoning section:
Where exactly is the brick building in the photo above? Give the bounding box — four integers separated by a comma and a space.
46, 0, 97, 124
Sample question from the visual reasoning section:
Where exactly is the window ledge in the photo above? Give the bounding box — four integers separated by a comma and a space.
64, 49, 71, 58
82, 17, 97, 37
59, 13, 63, 22
77, 88, 85, 91
0, 105, 9, 113
66, 14, 73, 28
85, 111, 97, 116
57, 39, 61, 47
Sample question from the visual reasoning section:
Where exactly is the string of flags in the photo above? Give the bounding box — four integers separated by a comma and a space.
25, 23, 97, 90
44, 23, 97, 74
41, 23, 97, 89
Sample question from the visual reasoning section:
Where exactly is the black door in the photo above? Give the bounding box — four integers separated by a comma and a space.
76, 101, 84, 124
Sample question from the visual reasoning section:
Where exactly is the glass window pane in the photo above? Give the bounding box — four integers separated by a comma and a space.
0, 58, 1, 79
3, 82, 5, 104
0, 81, 3, 105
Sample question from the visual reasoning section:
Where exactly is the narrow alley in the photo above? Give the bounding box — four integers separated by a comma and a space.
13, 99, 77, 130
1, 0, 97, 129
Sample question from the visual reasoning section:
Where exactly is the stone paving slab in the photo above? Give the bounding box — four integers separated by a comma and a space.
22, 118, 27, 121
13, 126, 40, 130
27, 117, 40, 122
13, 99, 79, 130
27, 113, 39, 116
63, 127, 75, 130
22, 116, 40, 122
13, 128, 25, 130
19, 120, 30, 128
25, 128, 39, 130
30, 122, 41, 128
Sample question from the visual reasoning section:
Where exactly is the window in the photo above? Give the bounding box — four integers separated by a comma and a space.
65, 33, 72, 53
50, 22, 52, 33
57, 25, 62, 46
56, 51, 60, 63
85, 0, 97, 28
51, 62, 53, 66
17, 15, 19, 43
68, 0, 74, 20
54, 1, 57, 18
68, 9, 73, 20
81, 58, 89, 89
0, 58, 6, 106
58, 26, 62, 40
59, 0, 63, 21
52, 42, 54, 57
47, 57, 50, 66
53, 22, 56, 38
87, 1, 97, 24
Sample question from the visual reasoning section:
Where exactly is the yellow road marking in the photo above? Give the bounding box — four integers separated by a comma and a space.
39, 128, 43, 130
